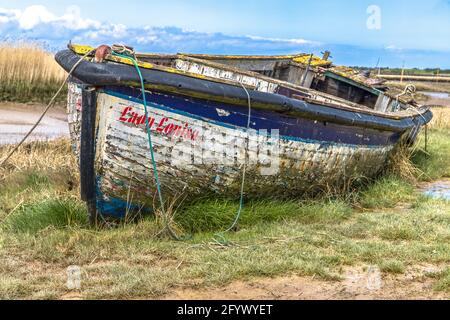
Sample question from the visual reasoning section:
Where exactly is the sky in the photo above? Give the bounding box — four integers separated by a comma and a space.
0, 0, 449, 68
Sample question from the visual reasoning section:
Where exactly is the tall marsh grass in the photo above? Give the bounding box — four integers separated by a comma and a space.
0, 139, 79, 217
0, 43, 66, 103
386, 106, 450, 182
429, 106, 450, 129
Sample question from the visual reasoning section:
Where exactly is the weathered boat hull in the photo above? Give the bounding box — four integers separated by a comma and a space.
69, 84, 405, 218
57, 48, 432, 219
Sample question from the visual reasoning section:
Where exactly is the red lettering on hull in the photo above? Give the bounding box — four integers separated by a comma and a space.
118, 106, 199, 141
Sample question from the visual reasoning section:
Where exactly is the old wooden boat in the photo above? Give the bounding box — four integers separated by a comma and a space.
55, 44, 432, 220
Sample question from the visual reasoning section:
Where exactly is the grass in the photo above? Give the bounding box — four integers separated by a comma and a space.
412, 129, 450, 180
427, 268, 450, 292
357, 177, 415, 209
176, 199, 352, 233
2, 199, 88, 234
0, 108, 449, 299
379, 260, 406, 274
0, 43, 66, 103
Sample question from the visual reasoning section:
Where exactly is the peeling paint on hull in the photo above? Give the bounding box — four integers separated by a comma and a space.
69, 84, 396, 218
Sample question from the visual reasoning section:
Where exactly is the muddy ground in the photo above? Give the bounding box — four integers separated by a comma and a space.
164, 265, 448, 300
0, 103, 68, 146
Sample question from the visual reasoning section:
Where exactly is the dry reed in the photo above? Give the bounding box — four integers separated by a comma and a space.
0, 138, 77, 184
0, 43, 65, 84
429, 106, 450, 129
386, 107, 450, 182
0, 43, 66, 102
386, 143, 424, 182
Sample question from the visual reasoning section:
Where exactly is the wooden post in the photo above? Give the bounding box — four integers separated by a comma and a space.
376, 57, 381, 76
301, 53, 314, 87
400, 61, 405, 84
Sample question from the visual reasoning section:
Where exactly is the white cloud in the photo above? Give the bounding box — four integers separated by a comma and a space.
247, 35, 319, 46
0, 8, 20, 24
58, 5, 101, 30
0, 5, 448, 68
0, 4, 319, 54
0, 5, 101, 31
385, 45, 403, 52
17, 5, 56, 30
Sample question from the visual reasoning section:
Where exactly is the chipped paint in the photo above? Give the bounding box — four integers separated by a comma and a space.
69, 89, 394, 217
174, 59, 279, 93
67, 82, 82, 156
216, 108, 231, 117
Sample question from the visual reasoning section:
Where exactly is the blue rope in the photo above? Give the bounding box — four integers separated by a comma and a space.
112, 52, 166, 215
111, 52, 192, 240
213, 82, 252, 244
112, 52, 250, 243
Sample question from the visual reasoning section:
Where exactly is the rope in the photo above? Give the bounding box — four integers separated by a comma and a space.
405, 105, 430, 152
115, 50, 252, 240
0, 49, 95, 169
111, 50, 189, 241
111, 44, 135, 58
400, 84, 416, 97
395, 84, 429, 151
213, 81, 252, 244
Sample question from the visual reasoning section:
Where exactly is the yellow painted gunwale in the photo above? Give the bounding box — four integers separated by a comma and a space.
67, 44, 427, 120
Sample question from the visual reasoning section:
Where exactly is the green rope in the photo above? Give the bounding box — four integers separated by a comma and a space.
111, 52, 188, 241
213, 82, 252, 245
111, 52, 251, 243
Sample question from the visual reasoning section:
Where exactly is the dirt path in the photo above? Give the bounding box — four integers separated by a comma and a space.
164, 265, 449, 300
0, 103, 68, 146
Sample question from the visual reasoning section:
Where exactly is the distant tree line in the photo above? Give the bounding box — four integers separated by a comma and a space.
350, 66, 450, 76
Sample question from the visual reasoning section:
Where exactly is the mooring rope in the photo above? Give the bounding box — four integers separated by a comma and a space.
111, 50, 190, 241
111, 50, 253, 241
395, 84, 430, 152
0, 49, 95, 169
405, 105, 430, 152
213, 81, 252, 244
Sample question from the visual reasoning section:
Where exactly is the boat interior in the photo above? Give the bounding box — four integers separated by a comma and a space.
70, 44, 419, 115
134, 51, 416, 114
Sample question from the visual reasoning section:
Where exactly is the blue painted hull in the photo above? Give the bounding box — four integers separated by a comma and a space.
57, 49, 432, 220
84, 87, 404, 219
106, 86, 403, 147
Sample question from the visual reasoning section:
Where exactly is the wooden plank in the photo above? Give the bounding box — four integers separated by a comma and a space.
325, 71, 381, 95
